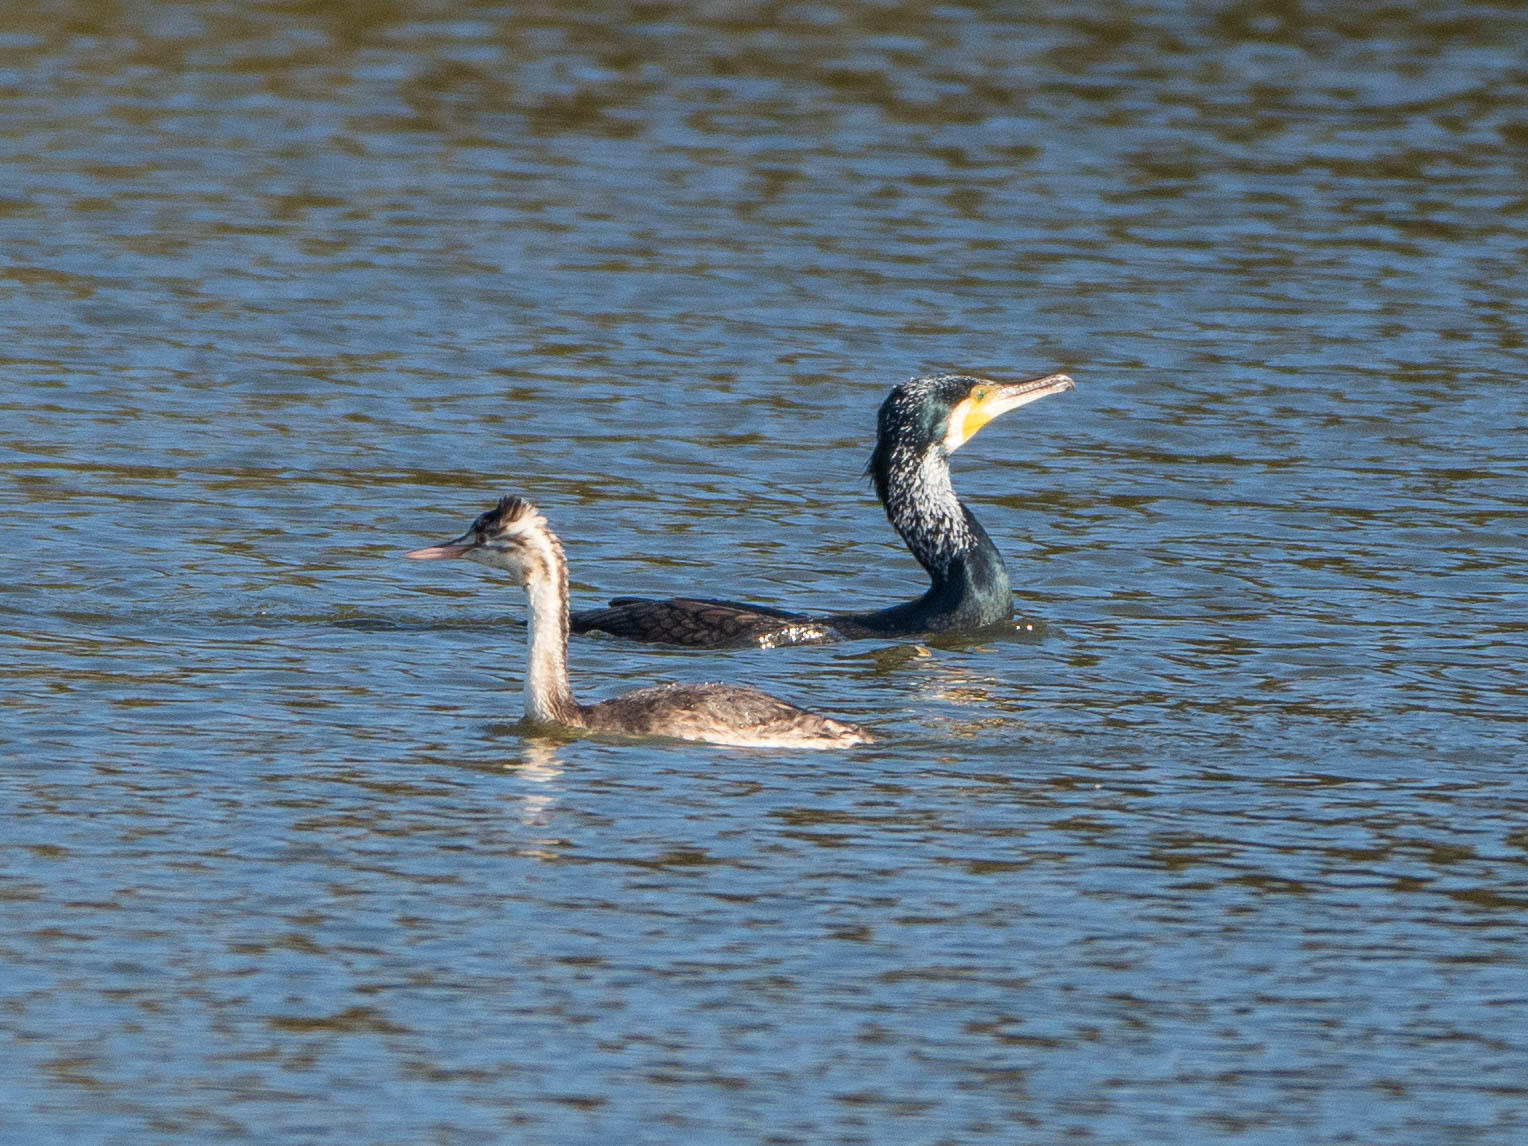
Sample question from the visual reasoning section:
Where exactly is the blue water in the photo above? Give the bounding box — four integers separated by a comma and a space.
3, 4, 1527, 1143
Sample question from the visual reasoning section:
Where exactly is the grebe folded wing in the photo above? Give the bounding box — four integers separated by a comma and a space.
581, 681, 866, 748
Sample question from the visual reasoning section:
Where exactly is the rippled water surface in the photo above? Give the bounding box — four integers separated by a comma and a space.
4, 3, 1527, 1142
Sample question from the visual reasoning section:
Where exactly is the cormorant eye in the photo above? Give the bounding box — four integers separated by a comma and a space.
974, 388, 987, 400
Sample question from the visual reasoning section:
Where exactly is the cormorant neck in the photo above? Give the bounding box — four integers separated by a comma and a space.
856, 441, 1012, 634
882, 445, 983, 583
518, 534, 585, 727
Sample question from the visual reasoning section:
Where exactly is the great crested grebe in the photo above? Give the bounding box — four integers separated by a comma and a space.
406, 496, 871, 749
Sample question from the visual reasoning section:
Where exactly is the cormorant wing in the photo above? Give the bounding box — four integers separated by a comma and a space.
570, 596, 845, 649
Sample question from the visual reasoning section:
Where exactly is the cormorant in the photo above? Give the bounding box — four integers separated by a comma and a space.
569, 371, 1075, 648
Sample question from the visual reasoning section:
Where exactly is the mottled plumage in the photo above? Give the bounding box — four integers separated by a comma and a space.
581, 681, 862, 748
573, 597, 845, 648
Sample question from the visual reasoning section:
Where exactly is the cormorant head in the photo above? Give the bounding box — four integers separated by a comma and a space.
405, 495, 553, 583
867, 371, 1074, 502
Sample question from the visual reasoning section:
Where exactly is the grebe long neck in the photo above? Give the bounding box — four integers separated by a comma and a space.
519, 528, 583, 727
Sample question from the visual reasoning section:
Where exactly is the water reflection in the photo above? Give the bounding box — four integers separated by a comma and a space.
506, 739, 566, 858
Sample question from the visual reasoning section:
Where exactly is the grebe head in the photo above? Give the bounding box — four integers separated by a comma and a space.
867, 371, 1074, 501
405, 495, 549, 582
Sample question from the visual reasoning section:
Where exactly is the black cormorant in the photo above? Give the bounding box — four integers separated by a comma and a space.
569, 371, 1075, 648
